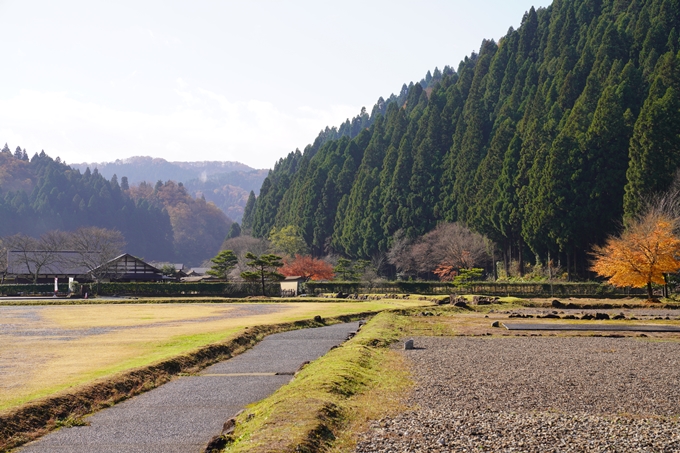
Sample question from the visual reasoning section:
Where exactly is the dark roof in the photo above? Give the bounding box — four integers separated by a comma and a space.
6, 251, 98, 276
149, 262, 185, 271
181, 275, 220, 282
91, 253, 162, 276
6, 252, 162, 281
186, 267, 209, 276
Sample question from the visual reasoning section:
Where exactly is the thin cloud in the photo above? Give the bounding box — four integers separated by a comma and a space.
0, 85, 355, 168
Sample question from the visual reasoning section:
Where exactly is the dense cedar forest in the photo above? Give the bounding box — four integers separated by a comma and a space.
248, 0, 680, 278
0, 149, 231, 265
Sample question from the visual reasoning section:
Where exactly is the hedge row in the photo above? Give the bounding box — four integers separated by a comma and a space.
0, 281, 647, 298
304, 281, 647, 297
0, 283, 70, 296
0, 282, 281, 297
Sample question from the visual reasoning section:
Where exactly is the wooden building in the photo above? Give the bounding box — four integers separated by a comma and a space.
5, 251, 162, 283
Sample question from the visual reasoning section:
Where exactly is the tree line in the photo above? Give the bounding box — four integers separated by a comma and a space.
246, 0, 680, 280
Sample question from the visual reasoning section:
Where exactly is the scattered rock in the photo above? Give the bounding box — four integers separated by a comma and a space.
470, 295, 499, 305
551, 299, 565, 308
404, 339, 414, 350
205, 434, 230, 453
539, 313, 561, 319
222, 417, 236, 434
595, 313, 610, 320
492, 321, 500, 328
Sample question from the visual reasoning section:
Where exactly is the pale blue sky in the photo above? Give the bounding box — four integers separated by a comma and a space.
0, 0, 552, 169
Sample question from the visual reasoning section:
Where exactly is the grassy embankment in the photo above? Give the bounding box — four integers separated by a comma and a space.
215, 306, 470, 452
215, 310, 417, 453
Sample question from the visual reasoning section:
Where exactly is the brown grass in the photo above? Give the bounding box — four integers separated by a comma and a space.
0, 301, 428, 412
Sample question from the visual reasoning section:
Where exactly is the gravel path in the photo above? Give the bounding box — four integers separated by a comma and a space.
18, 321, 361, 453
356, 336, 680, 452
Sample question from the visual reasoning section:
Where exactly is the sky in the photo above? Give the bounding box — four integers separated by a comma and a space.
0, 0, 553, 170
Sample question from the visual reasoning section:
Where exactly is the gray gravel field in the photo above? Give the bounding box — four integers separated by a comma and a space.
356, 336, 680, 452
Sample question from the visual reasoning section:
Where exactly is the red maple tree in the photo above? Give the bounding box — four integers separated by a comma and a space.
280, 255, 335, 281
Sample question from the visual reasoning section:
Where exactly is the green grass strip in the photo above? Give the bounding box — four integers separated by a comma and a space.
217, 311, 413, 453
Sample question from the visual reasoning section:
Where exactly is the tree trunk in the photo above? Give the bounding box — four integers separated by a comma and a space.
647, 281, 653, 300
504, 241, 510, 278
566, 251, 571, 282
518, 238, 524, 277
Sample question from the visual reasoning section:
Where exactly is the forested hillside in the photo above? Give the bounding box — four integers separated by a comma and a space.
0, 148, 230, 264
128, 180, 231, 265
249, 0, 680, 278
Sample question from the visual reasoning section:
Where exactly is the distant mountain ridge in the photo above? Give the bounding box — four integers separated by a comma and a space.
71, 157, 269, 222
72, 156, 259, 185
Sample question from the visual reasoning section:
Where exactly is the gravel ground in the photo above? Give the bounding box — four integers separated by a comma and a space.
356, 336, 680, 452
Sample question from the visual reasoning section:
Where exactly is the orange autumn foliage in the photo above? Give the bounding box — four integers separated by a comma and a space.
280, 255, 335, 281
591, 212, 680, 297
433, 263, 458, 281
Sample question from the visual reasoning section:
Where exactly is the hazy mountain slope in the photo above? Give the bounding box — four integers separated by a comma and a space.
72, 157, 268, 221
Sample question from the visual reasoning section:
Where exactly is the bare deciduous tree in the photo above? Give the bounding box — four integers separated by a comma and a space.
0, 237, 8, 283
68, 227, 126, 282
433, 223, 491, 270
387, 223, 492, 279
386, 229, 416, 276
3, 228, 126, 284
5, 231, 69, 283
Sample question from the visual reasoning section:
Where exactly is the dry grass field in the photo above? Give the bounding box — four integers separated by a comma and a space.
0, 299, 429, 412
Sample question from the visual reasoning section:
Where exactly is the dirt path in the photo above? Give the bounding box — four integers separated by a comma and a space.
17, 322, 360, 453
